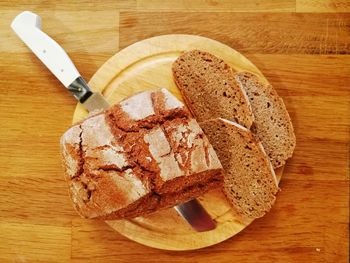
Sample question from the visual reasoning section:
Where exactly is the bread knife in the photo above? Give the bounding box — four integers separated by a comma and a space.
11, 11, 216, 232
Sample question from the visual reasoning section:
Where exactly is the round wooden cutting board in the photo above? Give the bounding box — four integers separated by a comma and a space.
72, 34, 284, 251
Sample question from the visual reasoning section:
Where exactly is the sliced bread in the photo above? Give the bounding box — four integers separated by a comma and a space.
172, 50, 254, 129
234, 72, 296, 168
200, 118, 279, 220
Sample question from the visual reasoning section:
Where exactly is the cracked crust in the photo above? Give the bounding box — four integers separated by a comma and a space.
61, 88, 224, 219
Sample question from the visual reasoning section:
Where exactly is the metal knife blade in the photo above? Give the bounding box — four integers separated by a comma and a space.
175, 199, 216, 232
11, 10, 217, 232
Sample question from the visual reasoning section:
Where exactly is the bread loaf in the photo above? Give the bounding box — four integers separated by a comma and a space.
200, 118, 279, 220
61, 88, 223, 220
234, 72, 296, 168
172, 50, 254, 128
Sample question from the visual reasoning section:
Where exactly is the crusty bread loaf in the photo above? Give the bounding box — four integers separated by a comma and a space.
234, 72, 296, 168
200, 118, 279, 220
61, 88, 223, 220
172, 50, 254, 128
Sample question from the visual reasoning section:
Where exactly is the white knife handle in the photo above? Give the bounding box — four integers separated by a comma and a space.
11, 11, 80, 88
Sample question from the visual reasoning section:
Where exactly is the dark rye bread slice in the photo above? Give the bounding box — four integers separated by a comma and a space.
234, 72, 296, 168
200, 118, 279, 220
172, 50, 254, 129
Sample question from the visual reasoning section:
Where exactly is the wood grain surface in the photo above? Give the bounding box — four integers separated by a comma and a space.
0, 0, 349, 262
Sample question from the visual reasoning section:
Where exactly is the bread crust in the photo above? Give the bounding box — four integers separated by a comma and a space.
61, 89, 223, 219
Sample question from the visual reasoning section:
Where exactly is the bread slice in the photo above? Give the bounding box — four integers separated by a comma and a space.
234, 72, 296, 168
200, 118, 279, 220
61, 88, 223, 220
172, 50, 254, 129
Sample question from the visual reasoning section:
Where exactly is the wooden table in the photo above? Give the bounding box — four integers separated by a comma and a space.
0, 1, 349, 262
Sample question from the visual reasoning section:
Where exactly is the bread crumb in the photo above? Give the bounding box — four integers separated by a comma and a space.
316, 248, 321, 252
